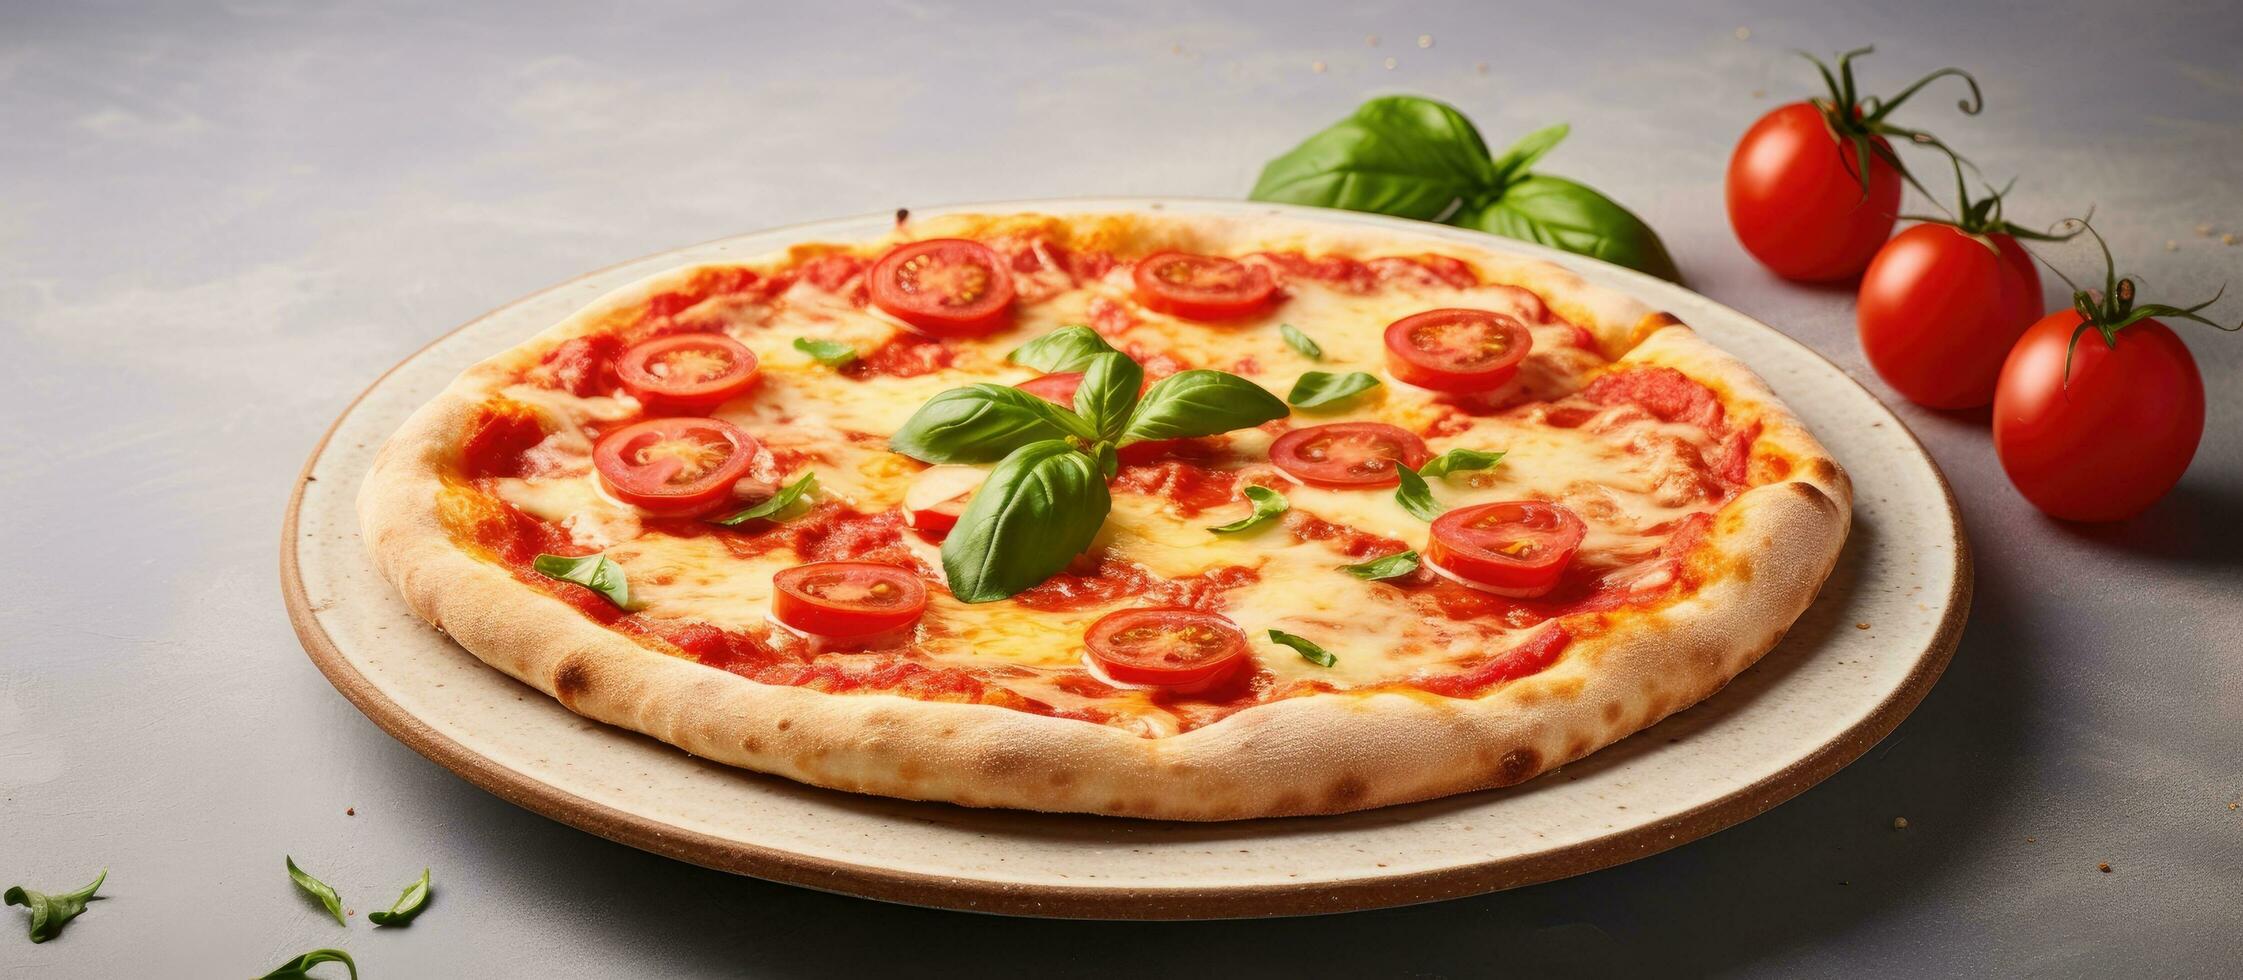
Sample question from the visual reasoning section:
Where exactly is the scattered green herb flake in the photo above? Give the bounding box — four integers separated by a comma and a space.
258, 947, 358, 980
1287, 371, 1382, 409
1340, 550, 1420, 581
1206, 485, 1288, 534
5, 869, 105, 943
1393, 465, 1444, 522
531, 552, 636, 610
1418, 448, 1506, 479
285, 856, 346, 927
368, 868, 430, 927
793, 337, 858, 367
1279, 323, 1323, 360
712, 472, 818, 526
1268, 629, 1337, 668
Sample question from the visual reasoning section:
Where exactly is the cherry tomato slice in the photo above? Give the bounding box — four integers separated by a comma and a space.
592, 417, 759, 516
1424, 501, 1586, 598
615, 333, 761, 413
1131, 251, 1278, 321
771, 561, 929, 638
868, 238, 1015, 337
1267, 422, 1431, 489
1383, 308, 1534, 393
1084, 607, 1250, 694
1013, 372, 1183, 464
901, 464, 986, 538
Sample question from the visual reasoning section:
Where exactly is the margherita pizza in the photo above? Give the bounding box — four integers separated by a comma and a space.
358, 211, 1850, 820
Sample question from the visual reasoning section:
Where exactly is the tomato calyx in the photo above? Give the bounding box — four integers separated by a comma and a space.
1897, 154, 2079, 250
1800, 46, 1983, 200
2042, 218, 2240, 383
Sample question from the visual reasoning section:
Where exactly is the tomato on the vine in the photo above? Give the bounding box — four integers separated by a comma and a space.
1993, 226, 2233, 522
1726, 48, 1982, 282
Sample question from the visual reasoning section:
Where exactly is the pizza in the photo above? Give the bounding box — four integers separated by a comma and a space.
358, 210, 1850, 820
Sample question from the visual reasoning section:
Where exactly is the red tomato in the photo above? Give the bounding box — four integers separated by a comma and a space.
1726, 102, 1901, 282
901, 464, 985, 538
1424, 501, 1586, 597
1132, 251, 1278, 320
1383, 308, 1534, 393
1013, 371, 1182, 463
868, 239, 1015, 337
592, 417, 759, 516
1993, 311, 2205, 522
615, 333, 761, 413
771, 562, 928, 638
1267, 422, 1431, 489
1084, 607, 1249, 694
1857, 226, 2041, 408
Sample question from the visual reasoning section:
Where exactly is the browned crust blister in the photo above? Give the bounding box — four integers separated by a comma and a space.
357, 211, 1852, 820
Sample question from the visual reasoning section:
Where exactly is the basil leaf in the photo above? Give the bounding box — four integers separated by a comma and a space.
1268, 629, 1337, 668
1120, 370, 1288, 443
5, 869, 105, 943
367, 868, 430, 927
1072, 352, 1143, 442
1008, 324, 1119, 373
1278, 323, 1323, 360
941, 440, 1110, 603
1394, 466, 1444, 522
1340, 550, 1420, 581
792, 337, 858, 367
711, 472, 817, 526
889, 384, 1093, 463
1251, 96, 1498, 221
1094, 440, 1119, 480
1287, 370, 1382, 409
258, 948, 358, 980
1418, 448, 1507, 480
285, 856, 346, 927
532, 553, 635, 610
1206, 485, 1288, 534
1462, 173, 1680, 283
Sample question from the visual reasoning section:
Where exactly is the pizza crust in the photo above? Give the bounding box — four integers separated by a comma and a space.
358, 210, 1851, 819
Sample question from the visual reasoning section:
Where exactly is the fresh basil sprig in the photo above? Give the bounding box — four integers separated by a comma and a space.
1419, 448, 1507, 479
712, 472, 818, 526
1207, 486, 1288, 534
368, 868, 431, 927
793, 337, 858, 367
1073, 352, 1144, 442
888, 384, 1093, 463
286, 856, 346, 927
1008, 324, 1119, 373
1340, 550, 1420, 581
5, 869, 105, 943
1394, 465, 1444, 522
940, 440, 1110, 603
1118, 370, 1288, 444
532, 553, 636, 610
1287, 371, 1382, 409
1251, 96, 1679, 281
1268, 629, 1337, 668
258, 948, 358, 980
1279, 323, 1323, 360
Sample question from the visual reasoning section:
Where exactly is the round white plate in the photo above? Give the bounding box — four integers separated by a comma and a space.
284, 198, 1968, 919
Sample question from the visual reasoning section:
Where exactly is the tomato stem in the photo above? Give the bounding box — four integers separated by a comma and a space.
1798, 47, 1983, 204
2035, 217, 2240, 386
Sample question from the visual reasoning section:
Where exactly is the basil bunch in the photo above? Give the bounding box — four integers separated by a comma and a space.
1251, 96, 1679, 282
892, 328, 1288, 601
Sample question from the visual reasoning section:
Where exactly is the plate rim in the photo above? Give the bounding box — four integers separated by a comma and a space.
281, 197, 1973, 919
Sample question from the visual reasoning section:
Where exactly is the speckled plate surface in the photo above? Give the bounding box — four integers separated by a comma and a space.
283, 198, 1969, 919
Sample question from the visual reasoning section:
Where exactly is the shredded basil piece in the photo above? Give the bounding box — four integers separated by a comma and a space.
1340, 550, 1420, 580
792, 337, 858, 367
1279, 323, 1323, 360
1007, 324, 1121, 373
1206, 485, 1288, 534
1287, 370, 1382, 409
285, 856, 345, 927
1418, 448, 1507, 479
368, 868, 430, 927
711, 472, 817, 526
257, 948, 358, 980
1394, 465, 1444, 522
532, 553, 635, 610
5, 869, 105, 943
1268, 629, 1337, 667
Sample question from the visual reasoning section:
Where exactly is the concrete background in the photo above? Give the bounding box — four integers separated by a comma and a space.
4, 1, 2239, 976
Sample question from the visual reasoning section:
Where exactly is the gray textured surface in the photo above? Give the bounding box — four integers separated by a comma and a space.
3, 1, 2239, 977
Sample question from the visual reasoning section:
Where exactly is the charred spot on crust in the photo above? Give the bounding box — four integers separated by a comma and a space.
1564, 738, 1592, 760
740, 737, 763, 755
1325, 775, 1370, 808
1805, 457, 1841, 484
775, 718, 792, 731
552, 655, 593, 707
1495, 747, 1542, 786
1600, 701, 1624, 724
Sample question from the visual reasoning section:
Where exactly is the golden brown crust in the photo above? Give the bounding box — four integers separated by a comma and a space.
358, 210, 1851, 820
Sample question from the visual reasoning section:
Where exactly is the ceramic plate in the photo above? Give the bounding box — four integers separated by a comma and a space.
283, 199, 1969, 919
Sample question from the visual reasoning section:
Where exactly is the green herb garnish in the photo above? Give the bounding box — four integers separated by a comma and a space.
793, 337, 858, 367
1206, 486, 1289, 534
1007, 324, 1120, 373
1287, 370, 1382, 409
1279, 323, 1323, 360
1268, 629, 1337, 668
5, 869, 105, 943
711, 472, 818, 526
1418, 448, 1507, 479
531, 553, 635, 610
367, 868, 430, 927
1340, 550, 1420, 581
285, 856, 345, 927
1394, 465, 1443, 522
258, 948, 357, 979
